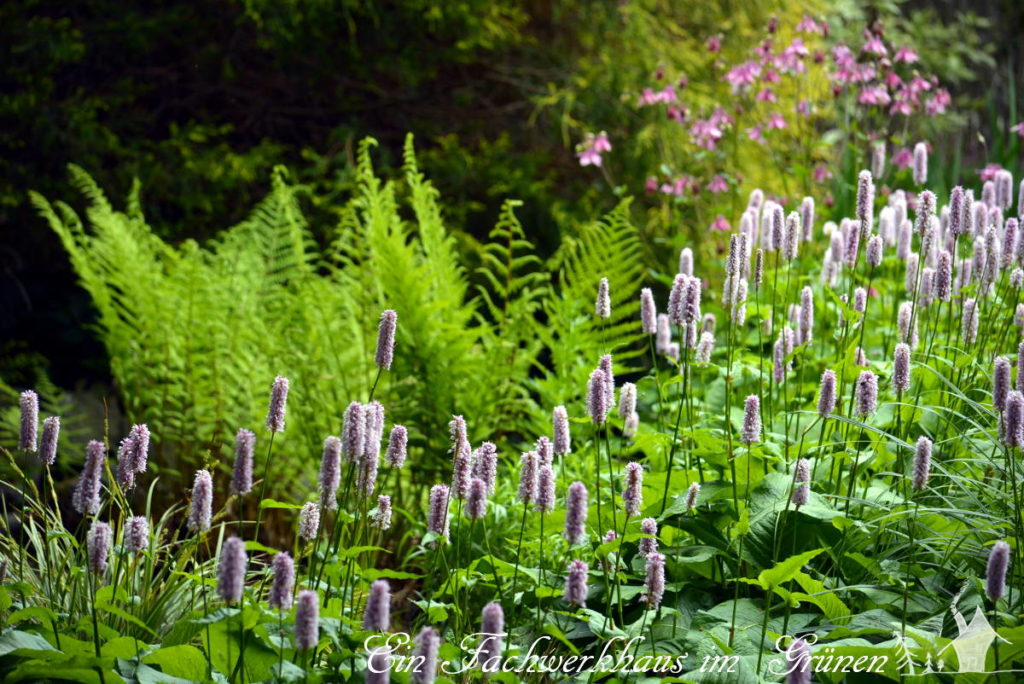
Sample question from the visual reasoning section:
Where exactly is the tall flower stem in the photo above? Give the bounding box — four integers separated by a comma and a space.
252, 433, 276, 546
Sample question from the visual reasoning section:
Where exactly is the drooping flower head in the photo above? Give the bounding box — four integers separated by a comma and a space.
564, 560, 589, 607
564, 481, 588, 545
375, 309, 398, 370
231, 428, 255, 495
266, 376, 289, 433
73, 440, 105, 516
622, 462, 644, 517
294, 590, 320, 650
362, 579, 391, 631
18, 390, 38, 453
87, 521, 111, 575
188, 469, 213, 532
268, 552, 295, 611
741, 395, 762, 444
217, 536, 247, 603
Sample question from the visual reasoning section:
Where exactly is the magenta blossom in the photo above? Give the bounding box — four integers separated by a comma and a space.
747, 126, 766, 144
577, 132, 611, 167
891, 147, 913, 169
859, 86, 891, 106
690, 119, 724, 150
979, 164, 1003, 182
756, 88, 777, 103
893, 46, 919, 63
710, 215, 730, 232
925, 89, 951, 116
796, 100, 811, 117
707, 175, 729, 193
767, 113, 787, 130
707, 35, 721, 53
812, 164, 832, 183
862, 34, 887, 56
795, 15, 823, 34
724, 60, 760, 91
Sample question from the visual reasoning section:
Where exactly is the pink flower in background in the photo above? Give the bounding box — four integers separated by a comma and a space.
858, 86, 891, 106
796, 100, 812, 117
885, 72, 904, 89
893, 46, 919, 63
725, 61, 761, 91
907, 75, 932, 99
890, 96, 913, 116
659, 85, 678, 103
690, 119, 723, 150
755, 40, 773, 62
638, 88, 659, 106
796, 15, 822, 33
747, 125, 766, 144
1012, 122, 1024, 139
762, 68, 781, 84
812, 164, 832, 183
677, 75, 689, 89
979, 164, 1003, 182
666, 105, 686, 123
709, 107, 734, 128
756, 88, 777, 102
862, 34, 887, 56
707, 175, 729, 193
891, 147, 913, 169
925, 88, 951, 115
645, 177, 658, 194
767, 113, 787, 130
577, 132, 611, 167
707, 35, 721, 53
710, 215, 730, 232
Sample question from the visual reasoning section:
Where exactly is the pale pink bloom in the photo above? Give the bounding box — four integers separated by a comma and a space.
747, 126, 766, 144
796, 100, 811, 117
707, 35, 721, 53
756, 88, 777, 103
890, 96, 913, 116
592, 132, 612, 153
709, 108, 734, 128
724, 61, 760, 91
666, 105, 686, 122
578, 148, 602, 167
893, 46, 919, 63
766, 113, 786, 130
707, 175, 729, 193
891, 147, 913, 169
862, 34, 887, 56
885, 72, 904, 89
858, 86, 890, 106
979, 165, 1003, 182
710, 215, 730, 232
644, 177, 658, 194
637, 88, 659, 106
762, 68, 781, 84
795, 15, 822, 33
1012, 122, 1024, 139
925, 89, 951, 116
812, 164, 832, 183
690, 119, 723, 150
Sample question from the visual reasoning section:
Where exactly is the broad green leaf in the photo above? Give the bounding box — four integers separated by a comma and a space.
143, 644, 208, 681
756, 549, 824, 589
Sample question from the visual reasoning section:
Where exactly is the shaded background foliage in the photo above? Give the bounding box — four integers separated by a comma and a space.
0, 0, 1020, 494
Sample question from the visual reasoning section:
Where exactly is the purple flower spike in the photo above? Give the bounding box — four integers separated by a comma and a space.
855, 370, 879, 418
535, 465, 555, 514
818, 370, 837, 417
472, 442, 498, 494
912, 142, 928, 186
986, 541, 1011, 602
188, 469, 213, 532
231, 428, 255, 495
642, 552, 665, 609
386, 425, 408, 468
18, 390, 38, 453
622, 462, 644, 517
553, 406, 571, 455
217, 536, 247, 603
427, 484, 450, 543
125, 516, 149, 554
39, 416, 60, 466
564, 481, 588, 545
87, 521, 111, 575
73, 440, 105, 516
319, 436, 342, 510
362, 579, 391, 631
893, 343, 911, 394
375, 309, 398, 370
412, 627, 440, 684
294, 590, 320, 650
994, 356, 1012, 412
912, 437, 932, 491
786, 638, 812, 684
587, 368, 609, 425
791, 458, 810, 509
685, 482, 700, 510
639, 517, 659, 557
342, 402, 366, 462
640, 288, 657, 334
479, 603, 504, 671
595, 277, 611, 318
299, 502, 320, 541
268, 552, 295, 611
741, 395, 762, 444
265, 376, 289, 433
564, 560, 589, 607
467, 478, 488, 520
372, 495, 393, 530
